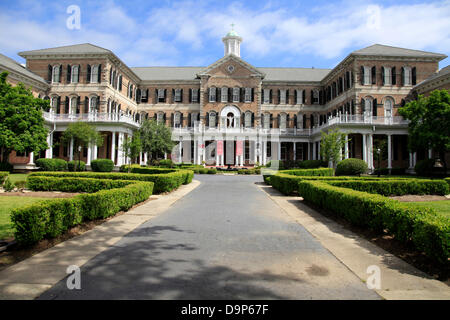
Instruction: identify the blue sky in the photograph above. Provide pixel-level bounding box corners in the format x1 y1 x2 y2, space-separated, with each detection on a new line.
0 0 449 69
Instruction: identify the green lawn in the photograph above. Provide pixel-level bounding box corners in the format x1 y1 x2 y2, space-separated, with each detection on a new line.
0 196 47 240
7 173 29 184
404 200 450 218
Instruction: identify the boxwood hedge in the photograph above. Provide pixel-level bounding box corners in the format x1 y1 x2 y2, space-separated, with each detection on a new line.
29 169 193 193
297 180 449 263
11 177 154 245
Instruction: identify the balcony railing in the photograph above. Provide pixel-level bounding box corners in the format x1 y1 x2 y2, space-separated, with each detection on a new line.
43 111 140 127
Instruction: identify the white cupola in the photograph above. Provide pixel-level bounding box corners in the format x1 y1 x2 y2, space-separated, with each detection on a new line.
222 24 242 57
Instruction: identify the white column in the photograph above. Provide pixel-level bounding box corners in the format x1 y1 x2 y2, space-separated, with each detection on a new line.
368 134 373 170
69 138 74 161
317 141 321 160
409 152 413 169
262 140 267 165
428 148 432 159
45 132 53 159
93 143 98 161
362 134 367 163
87 144 92 165
278 141 281 160
344 135 349 159
387 134 392 169
308 143 311 160
194 138 199 165
413 152 417 168
253 140 257 164
178 141 182 164
312 141 317 160
28 152 35 165
293 142 296 161
118 132 124 166
144 152 148 165
111 132 116 164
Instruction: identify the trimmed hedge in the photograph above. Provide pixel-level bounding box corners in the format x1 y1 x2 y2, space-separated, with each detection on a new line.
193 168 217 174
68 160 86 172
265 160 327 170
237 168 261 175
280 168 334 177
91 159 114 172
336 158 368 176
27 176 133 193
0 171 8 184
327 179 450 196
29 170 193 193
297 180 449 263
445 178 450 188
11 177 154 245
35 158 67 171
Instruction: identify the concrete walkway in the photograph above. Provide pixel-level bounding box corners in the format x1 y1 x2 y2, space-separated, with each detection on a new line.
0 180 201 299
37 175 379 300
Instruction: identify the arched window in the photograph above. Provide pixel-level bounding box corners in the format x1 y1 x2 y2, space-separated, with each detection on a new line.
225 112 233 128
384 97 394 118
364 98 373 118
70 96 78 114
90 96 98 112
51 96 59 114
52 65 60 83
210 111 217 127
71 65 79 83
244 111 252 128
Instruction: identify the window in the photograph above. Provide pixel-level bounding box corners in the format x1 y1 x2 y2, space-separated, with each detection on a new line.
91 65 99 83
263 113 270 129
297 113 303 129
364 98 372 117
263 89 270 104
70 97 78 114
403 67 412 86
174 89 182 102
90 96 98 112
51 96 58 113
158 89 165 102
157 112 164 124
384 98 393 117
221 87 228 103
279 89 286 104
245 112 252 128
209 112 216 127
383 67 392 85
279 113 287 129
312 89 319 104
174 112 181 127
191 89 199 103
52 65 60 83
209 87 216 102
364 66 371 85
141 89 148 103
244 88 252 103
296 89 303 105
71 65 79 83
232 87 240 102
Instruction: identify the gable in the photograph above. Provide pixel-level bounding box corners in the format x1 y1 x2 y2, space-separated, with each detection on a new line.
198 54 265 79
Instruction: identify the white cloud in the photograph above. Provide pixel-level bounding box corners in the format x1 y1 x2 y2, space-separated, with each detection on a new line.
0 1 449 66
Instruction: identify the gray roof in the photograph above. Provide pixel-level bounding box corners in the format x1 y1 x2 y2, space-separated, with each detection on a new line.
414 65 450 88
0 53 47 84
132 66 331 82
132 67 203 81
259 67 331 82
352 44 447 59
18 43 111 57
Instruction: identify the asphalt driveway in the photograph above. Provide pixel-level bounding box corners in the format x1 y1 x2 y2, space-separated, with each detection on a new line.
38 175 380 300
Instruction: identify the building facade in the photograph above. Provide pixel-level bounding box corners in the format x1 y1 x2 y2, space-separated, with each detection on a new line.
1 29 449 171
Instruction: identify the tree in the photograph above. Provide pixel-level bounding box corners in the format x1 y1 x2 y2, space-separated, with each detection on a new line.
0 71 49 163
61 122 103 171
399 89 450 172
121 131 142 173
139 119 175 162
320 128 348 168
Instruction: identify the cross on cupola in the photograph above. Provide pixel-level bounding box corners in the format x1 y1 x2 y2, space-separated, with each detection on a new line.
222 24 242 57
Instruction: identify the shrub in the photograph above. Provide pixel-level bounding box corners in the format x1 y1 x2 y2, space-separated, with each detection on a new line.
159 159 175 168
14 180 27 190
91 159 114 172
29 169 192 193
11 178 154 245
0 162 13 173
298 160 327 169
207 168 217 174
0 171 8 184
27 176 133 193
3 177 14 192
414 159 435 176
68 160 86 172
336 158 368 176
281 168 334 177
327 179 449 196
35 158 67 171
238 168 261 175
296 180 449 263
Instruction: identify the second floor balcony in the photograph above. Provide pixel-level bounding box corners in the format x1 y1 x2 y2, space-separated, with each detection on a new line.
43 111 141 128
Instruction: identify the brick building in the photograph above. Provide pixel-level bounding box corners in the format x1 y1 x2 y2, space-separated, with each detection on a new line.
1 28 449 170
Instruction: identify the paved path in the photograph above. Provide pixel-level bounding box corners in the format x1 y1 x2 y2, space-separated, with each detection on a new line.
39 175 380 300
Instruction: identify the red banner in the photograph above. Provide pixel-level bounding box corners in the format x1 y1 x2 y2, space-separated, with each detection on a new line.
217 140 223 156
236 140 243 156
